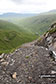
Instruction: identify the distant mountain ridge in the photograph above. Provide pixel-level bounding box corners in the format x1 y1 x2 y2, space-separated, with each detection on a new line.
0 13 37 18
49 9 56 12
0 9 56 18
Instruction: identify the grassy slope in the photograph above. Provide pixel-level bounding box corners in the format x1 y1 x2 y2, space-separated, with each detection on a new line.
0 20 37 53
10 12 56 35
0 12 56 53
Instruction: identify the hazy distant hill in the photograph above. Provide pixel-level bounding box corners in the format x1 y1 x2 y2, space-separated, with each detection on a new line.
49 9 56 12
0 13 37 18
11 11 56 35
1 11 56 35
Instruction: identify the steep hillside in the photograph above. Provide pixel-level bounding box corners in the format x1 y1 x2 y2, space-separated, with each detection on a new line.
0 20 37 53
35 24 56 56
1 12 56 36
1 12 56 53
11 12 56 35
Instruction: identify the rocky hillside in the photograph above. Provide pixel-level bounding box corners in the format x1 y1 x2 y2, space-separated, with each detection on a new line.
0 24 56 84
35 24 56 52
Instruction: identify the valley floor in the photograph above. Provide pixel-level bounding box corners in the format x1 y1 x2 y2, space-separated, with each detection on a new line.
0 40 56 84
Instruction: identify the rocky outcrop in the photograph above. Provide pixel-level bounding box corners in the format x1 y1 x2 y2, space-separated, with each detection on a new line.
51 22 56 28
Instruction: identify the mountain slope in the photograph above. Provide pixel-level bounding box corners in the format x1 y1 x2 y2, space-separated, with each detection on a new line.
35 24 56 53
1 12 56 36
0 20 37 53
11 12 56 35
0 25 56 84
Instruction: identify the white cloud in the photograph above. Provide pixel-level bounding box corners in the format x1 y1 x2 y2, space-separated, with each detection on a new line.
0 0 56 14
12 0 47 5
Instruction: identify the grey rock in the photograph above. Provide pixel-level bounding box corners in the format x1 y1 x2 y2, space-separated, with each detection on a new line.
0 53 4 59
47 36 53 44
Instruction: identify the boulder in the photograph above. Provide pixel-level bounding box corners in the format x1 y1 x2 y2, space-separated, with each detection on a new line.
12 72 17 79
47 36 53 44
51 70 56 74
0 53 4 59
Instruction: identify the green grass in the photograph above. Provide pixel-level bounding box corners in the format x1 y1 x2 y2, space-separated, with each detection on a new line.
25 56 30 58
1 12 56 36
0 12 56 53
48 27 56 34
0 20 37 53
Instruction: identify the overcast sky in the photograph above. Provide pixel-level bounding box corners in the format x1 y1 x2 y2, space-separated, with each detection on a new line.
0 0 56 14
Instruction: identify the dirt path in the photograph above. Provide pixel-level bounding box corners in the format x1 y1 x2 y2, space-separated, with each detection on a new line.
21 40 37 47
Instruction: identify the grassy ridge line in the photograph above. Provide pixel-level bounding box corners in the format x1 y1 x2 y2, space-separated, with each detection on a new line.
0 20 37 53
